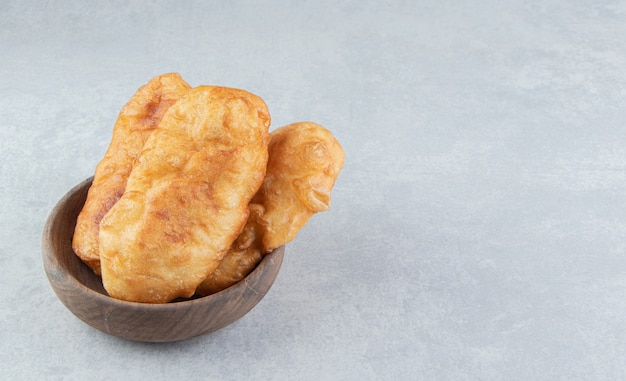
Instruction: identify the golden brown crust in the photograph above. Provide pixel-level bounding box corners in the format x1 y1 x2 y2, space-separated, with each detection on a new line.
196 122 344 296
195 204 265 295
256 122 345 249
72 73 191 274
99 86 270 303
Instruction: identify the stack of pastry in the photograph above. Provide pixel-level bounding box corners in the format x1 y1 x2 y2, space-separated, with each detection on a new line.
72 73 344 303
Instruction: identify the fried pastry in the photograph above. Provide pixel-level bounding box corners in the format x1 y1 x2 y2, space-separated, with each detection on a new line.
99 86 270 303
256 122 345 250
196 122 344 295
72 73 191 274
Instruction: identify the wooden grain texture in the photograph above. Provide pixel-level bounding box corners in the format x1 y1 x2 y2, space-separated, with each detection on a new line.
42 177 284 342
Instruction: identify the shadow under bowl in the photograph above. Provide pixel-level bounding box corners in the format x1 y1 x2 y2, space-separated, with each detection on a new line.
42 177 284 342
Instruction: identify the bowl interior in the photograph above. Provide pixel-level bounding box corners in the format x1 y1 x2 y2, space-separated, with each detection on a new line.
44 178 109 295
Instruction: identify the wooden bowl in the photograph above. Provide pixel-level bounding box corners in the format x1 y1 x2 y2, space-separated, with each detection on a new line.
42 177 284 342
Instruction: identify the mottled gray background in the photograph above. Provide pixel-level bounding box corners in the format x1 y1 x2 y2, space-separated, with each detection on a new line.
2 1 626 380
